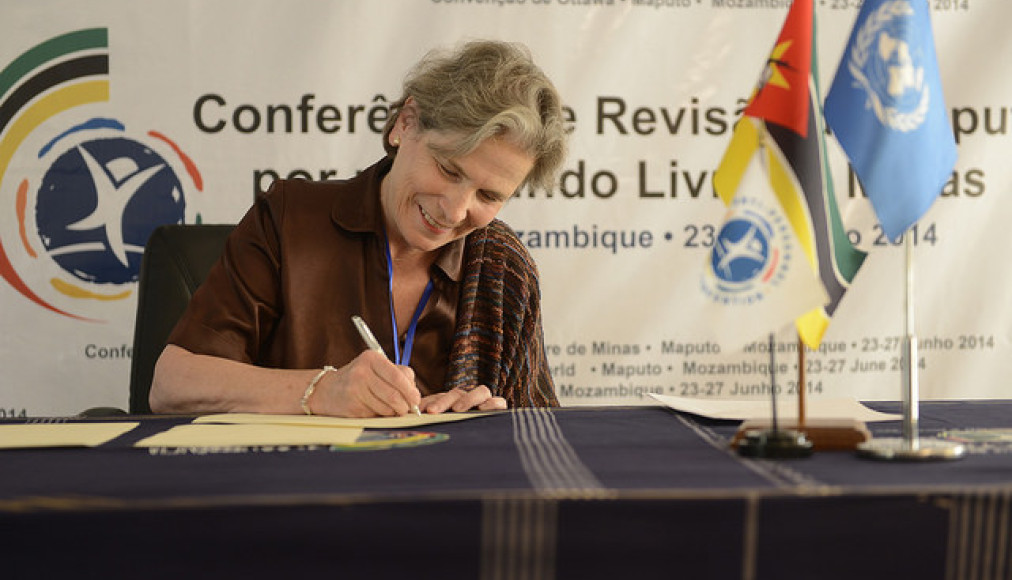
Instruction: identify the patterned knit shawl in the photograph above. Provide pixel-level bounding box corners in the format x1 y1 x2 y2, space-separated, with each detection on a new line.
444 219 559 407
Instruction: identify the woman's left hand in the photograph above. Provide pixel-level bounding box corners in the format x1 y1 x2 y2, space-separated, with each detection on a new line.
419 385 507 413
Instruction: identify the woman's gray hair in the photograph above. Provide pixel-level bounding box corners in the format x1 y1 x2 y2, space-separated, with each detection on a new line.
383 39 568 193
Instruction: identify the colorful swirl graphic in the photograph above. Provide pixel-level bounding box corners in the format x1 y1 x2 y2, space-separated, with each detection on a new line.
0 28 110 320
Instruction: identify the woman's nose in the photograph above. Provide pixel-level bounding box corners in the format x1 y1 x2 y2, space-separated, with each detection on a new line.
439 187 471 225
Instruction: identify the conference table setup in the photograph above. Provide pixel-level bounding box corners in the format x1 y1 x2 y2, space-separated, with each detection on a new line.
4 2 1012 580
2 398 1011 579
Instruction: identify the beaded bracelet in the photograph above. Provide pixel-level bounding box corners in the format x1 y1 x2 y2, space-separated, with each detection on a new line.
300 365 336 415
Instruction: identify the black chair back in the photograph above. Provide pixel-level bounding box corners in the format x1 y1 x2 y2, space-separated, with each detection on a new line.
129 224 234 413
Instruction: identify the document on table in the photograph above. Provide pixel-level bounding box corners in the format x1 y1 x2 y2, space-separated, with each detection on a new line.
192 411 497 429
0 412 495 449
648 393 900 422
133 423 363 448
132 411 497 448
0 422 139 449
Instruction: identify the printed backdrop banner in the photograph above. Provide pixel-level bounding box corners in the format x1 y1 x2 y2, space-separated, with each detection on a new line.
0 0 1006 416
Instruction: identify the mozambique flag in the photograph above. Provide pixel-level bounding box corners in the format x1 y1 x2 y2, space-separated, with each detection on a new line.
704 0 865 350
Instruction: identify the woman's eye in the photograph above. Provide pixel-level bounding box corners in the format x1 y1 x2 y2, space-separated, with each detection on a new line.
479 190 503 204
437 162 459 180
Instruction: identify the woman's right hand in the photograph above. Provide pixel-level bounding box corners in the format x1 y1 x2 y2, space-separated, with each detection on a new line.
309 350 422 418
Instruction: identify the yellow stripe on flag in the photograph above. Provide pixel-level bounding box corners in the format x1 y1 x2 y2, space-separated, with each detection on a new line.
796 307 830 351
713 117 760 206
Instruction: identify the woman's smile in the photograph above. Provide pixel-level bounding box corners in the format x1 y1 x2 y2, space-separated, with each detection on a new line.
419 203 453 233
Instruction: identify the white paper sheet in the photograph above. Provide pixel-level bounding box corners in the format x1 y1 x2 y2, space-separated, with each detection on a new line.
192 411 496 429
648 394 900 422
0 422 138 448
133 423 363 448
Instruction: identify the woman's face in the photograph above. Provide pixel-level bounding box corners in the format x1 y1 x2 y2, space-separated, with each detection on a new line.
381 101 534 256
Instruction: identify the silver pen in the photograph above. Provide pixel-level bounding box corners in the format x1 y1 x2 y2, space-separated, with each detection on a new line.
351 315 422 416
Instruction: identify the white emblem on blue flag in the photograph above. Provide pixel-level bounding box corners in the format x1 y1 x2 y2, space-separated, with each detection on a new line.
825 0 957 241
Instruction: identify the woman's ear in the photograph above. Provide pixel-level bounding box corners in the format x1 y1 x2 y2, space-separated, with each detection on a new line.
398 97 419 132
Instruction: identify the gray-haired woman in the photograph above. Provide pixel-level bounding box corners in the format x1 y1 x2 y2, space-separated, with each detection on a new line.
151 40 568 418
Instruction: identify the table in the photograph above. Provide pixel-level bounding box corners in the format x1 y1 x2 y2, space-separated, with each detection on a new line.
2 402 1010 579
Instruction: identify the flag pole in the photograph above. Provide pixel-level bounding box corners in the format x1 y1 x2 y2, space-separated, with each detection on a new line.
735 331 812 459
902 234 919 446
769 332 779 432
856 233 964 461
797 334 806 431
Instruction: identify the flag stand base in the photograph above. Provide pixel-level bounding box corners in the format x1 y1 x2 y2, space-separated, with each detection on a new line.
734 428 813 459
856 437 965 461
733 418 870 452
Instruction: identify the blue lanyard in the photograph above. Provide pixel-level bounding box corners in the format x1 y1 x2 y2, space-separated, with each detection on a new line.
384 235 434 366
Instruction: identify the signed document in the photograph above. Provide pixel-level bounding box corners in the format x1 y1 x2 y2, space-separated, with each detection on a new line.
135 411 498 448
192 411 498 429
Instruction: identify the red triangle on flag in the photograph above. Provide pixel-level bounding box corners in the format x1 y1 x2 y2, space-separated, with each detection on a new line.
743 0 812 137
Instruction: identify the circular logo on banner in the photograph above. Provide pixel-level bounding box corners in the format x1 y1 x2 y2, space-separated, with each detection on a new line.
703 195 793 307
0 28 203 322
846 0 930 132
37 135 187 285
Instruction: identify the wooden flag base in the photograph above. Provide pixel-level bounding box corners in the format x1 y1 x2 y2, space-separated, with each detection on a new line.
732 418 871 452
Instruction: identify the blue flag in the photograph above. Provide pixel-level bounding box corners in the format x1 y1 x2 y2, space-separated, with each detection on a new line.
825 0 957 241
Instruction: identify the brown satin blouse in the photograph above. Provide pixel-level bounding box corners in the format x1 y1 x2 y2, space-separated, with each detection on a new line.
167 157 464 395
